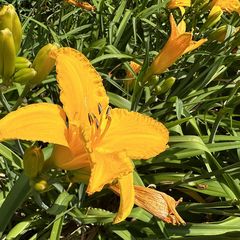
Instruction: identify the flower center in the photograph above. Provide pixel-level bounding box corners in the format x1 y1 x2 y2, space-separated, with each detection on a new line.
87 103 111 148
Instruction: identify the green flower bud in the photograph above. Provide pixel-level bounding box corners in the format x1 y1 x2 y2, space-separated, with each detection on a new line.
34 180 48 192
13 67 37 85
0 4 22 53
31 43 59 85
15 56 32 71
23 147 44 178
203 6 223 29
0 28 16 84
155 77 176 95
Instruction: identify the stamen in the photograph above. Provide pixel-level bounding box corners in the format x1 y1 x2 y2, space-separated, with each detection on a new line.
98 115 112 142
88 113 94 125
93 115 100 129
98 103 102 115
106 106 112 119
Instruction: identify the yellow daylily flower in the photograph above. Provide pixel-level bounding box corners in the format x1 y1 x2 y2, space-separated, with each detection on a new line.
144 14 207 81
167 0 191 14
210 0 240 14
111 184 185 225
0 47 169 224
167 0 191 9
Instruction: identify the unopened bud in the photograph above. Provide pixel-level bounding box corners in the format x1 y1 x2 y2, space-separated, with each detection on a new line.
0 4 22 53
31 43 59 85
13 67 37 85
0 28 16 84
155 77 176 95
15 56 32 71
34 180 48 192
23 147 44 178
203 6 223 29
209 25 239 43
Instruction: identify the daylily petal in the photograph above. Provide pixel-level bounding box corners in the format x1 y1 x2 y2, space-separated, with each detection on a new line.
169 13 181 39
167 0 191 9
100 108 169 159
87 150 133 195
0 103 68 146
177 19 187 35
184 38 208 54
53 47 109 127
50 144 90 170
112 173 135 224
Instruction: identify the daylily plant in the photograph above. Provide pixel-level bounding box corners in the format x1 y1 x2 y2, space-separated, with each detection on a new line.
0 48 169 223
143 14 207 82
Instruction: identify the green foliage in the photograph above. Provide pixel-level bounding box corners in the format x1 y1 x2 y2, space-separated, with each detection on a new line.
0 0 240 239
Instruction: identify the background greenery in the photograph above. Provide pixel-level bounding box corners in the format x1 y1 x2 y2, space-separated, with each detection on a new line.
0 0 240 239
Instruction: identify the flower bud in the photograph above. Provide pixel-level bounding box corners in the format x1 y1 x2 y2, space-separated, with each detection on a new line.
0 28 16 84
15 56 32 71
34 180 48 192
31 43 59 85
13 67 37 85
155 77 176 95
203 6 223 29
23 146 44 178
0 4 22 53
209 25 227 42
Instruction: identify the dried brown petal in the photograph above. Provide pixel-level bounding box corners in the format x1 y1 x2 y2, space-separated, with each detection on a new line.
111 184 185 225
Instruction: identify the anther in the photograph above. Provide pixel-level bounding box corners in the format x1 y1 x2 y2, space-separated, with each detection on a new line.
106 106 111 119
95 118 100 129
98 103 102 115
88 113 94 125
92 114 100 129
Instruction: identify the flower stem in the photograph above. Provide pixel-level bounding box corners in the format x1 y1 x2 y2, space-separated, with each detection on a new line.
12 84 30 111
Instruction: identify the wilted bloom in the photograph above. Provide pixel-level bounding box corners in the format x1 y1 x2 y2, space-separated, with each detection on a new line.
210 0 240 14
0 4 22 52
144 14 207 82
124 61 142 89
203 6 223 29
111 184 185 225
65 0 96 11
0 47 169 224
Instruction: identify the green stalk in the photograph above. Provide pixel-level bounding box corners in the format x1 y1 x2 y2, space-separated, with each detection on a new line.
0 173 31 237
